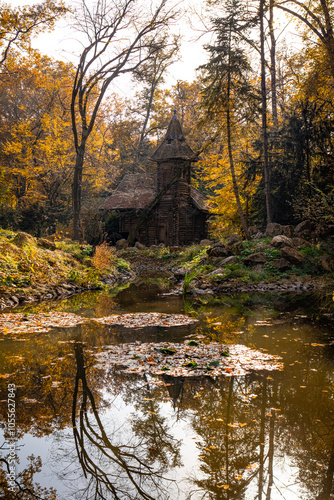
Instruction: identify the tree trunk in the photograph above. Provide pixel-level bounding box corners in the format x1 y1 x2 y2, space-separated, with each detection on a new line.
227 20 250 240
269 0 278 128
72 143 85 241
260 0 272 225
226 108 251 240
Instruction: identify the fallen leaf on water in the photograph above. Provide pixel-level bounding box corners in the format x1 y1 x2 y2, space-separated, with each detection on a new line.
95 312 198 329
0 312 88 335
94 341 283 379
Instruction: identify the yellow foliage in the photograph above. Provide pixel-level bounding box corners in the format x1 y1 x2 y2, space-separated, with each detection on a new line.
92 243 116 271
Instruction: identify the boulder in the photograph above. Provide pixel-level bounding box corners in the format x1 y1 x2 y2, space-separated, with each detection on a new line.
116 238 128 250
280 246 304 265
281 225 295 238
218 256 238 266
227 241 243 255
265 223 282 237
291 237 310 248
207 242 229 258
252 231 265 239
271 235 293 248
200 239 212 246
295 220 313 234
37 238 56 251
227 233 242 245
243 252 267 266
248 226 260 236
272 258 291 271
12 232 35 248
295 220 314 239
134 241 146 250
206 268 224 277
315 224 334 239
174 268 187 280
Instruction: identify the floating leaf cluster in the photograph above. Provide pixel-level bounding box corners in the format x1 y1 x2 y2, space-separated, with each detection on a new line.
94 312 198 328
0 312 88 335
95 341 283 378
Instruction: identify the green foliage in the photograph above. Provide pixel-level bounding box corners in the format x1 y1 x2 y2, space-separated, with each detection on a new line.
56 241 93 261
299 244 322 258
116 258 131 271
184 361 198 368
178 244 206 265
187 340 199 346
183 268 203 296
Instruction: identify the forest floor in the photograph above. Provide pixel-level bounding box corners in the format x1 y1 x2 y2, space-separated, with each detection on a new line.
0 228 333 310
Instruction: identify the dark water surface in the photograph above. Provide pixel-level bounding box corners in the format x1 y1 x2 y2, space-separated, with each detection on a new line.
0 285 333 499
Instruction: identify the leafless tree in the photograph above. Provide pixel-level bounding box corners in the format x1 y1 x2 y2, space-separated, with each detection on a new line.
71 0 178 240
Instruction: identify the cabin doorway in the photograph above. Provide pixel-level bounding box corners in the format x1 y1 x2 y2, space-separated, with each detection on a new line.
158 222 168 244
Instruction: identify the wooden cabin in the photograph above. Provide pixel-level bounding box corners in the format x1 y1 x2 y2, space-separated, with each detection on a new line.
101 111 210 246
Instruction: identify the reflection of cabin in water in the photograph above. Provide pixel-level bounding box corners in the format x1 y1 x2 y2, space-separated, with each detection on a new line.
101 111 210 246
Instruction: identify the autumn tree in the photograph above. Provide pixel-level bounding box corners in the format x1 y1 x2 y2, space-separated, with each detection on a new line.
276 0 334 80
200 0 259 239
0 52 76 231
0 0 68 67
70 0 177 240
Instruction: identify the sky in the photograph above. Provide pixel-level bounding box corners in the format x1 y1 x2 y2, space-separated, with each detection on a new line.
7 0 300 98
8 0 211 97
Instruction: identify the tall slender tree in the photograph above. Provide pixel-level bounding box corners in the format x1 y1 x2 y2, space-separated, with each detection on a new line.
201 0 258 239
71 0 176 240
259 0 272 225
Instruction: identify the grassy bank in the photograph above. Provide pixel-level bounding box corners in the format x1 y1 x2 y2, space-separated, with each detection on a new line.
0 230 132 307
120 237 334 291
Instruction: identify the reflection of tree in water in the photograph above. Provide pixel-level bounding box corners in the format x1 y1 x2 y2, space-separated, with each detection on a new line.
130 374 183 470
0 454 57 499
72 342 179 499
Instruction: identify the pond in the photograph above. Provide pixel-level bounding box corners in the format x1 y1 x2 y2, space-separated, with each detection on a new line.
0 283 333 499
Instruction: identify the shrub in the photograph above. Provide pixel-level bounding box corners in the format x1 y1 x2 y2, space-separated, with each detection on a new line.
92 243 116 271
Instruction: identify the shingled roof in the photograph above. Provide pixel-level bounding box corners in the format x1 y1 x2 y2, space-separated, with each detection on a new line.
150 110 195 162
100 173 157 210
101 173 211 213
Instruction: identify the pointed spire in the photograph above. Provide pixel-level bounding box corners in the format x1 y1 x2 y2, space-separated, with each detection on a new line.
150 110 195 162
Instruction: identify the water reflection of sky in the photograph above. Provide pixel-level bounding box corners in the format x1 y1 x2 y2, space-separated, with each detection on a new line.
0 289 333 499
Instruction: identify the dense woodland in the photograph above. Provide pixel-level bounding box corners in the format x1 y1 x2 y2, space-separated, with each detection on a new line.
0 0 333 242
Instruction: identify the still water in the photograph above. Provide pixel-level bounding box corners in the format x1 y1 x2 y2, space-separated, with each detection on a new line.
0 284 333 499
